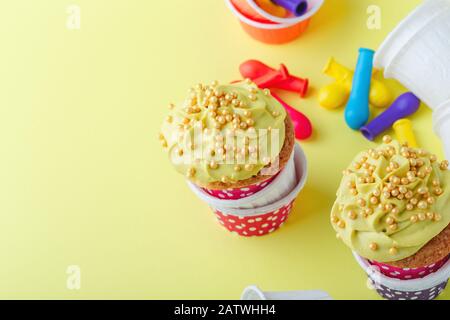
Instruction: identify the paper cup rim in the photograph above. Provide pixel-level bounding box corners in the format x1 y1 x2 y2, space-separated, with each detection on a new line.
225 0 297 29
353 252 450 291
241 286 267 300
243 0 324 25
188 143 308 216
187 144 298 208
375 0 450 75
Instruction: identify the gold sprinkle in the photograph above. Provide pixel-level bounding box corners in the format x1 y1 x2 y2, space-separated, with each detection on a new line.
337 220 346 229
248 94 256 101
187 167 196 178
166 115 173 123
370 196 379 204
221 176 228 183
369 243 378 251
434 187 443 196
168 103 175 110
434 214 442 221
244 164 254 171
384 203 394 212
382 135 392 144
417 201 428 210
410 215 418 223
234 165 241 172
389 247 398 255
401 178 410 185
331 215 339 223
389 224 398 231
209 161 218 170
440 160 449 170
386 217 395 225
417 187 428 194
399 186 408 194
348 210 357 220
418 213 426 221
357 199 366 207
426 212 435 220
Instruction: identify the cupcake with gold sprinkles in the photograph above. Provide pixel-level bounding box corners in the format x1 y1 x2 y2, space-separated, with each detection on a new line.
331 136 450 300
160 80 295 200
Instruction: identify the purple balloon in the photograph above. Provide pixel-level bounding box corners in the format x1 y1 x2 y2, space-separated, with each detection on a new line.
272 0 308 16
360 92 420 141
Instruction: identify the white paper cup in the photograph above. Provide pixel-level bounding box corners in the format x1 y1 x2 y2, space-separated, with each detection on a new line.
187 144 304 210
243 0 325 25
433 100 450 160
374 0 450 110
353 252 450 300
241 285 332 300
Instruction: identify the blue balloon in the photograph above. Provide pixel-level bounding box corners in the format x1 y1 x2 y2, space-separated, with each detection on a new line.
345 48 375 130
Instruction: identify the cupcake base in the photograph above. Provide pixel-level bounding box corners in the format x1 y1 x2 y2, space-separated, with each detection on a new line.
353 252 450 300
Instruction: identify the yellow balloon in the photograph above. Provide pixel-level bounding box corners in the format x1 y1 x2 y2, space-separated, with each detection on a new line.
370 81 392 108
318 83 349 109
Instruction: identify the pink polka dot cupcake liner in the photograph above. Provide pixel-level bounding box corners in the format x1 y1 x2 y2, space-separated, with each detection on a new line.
200 173 278 200
354 253 450 300
188 144 308 236
369 255 450 280
213 200 295 236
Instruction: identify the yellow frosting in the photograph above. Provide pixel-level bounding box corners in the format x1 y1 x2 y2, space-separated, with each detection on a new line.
331 139 450 262
159 81 286 185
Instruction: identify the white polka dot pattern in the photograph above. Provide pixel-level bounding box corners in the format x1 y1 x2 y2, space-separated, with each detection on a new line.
213 200 295 237
201 173 279 200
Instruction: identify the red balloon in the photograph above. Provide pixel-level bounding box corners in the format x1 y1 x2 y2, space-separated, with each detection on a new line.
271 92 313 140
240 59 309 97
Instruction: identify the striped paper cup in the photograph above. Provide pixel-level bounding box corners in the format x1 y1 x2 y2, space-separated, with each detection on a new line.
354 253 450 300
369 255 450 280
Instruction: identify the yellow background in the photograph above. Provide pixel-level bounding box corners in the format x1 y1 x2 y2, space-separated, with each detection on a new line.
0 0 448 300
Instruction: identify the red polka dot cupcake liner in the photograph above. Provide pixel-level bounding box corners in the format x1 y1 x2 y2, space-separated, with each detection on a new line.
354 253 450 300
369 255 450 280
213 200 295 237
188 144 308 236
201 173 278 200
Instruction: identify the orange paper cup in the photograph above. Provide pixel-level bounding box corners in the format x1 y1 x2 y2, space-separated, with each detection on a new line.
226 0 323 44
